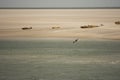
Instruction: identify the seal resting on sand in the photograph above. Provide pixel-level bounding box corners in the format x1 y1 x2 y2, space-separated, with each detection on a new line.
21 27 32 30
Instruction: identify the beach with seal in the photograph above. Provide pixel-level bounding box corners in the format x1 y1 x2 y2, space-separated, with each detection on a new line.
0 9 120 80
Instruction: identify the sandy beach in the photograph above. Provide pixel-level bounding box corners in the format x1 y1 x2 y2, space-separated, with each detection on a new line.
0 9 120 80
0 9 120 40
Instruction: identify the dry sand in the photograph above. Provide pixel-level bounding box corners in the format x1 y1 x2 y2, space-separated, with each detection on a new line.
0 9 120 40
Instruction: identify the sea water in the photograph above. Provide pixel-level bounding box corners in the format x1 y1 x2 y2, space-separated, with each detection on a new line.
0 38 120 80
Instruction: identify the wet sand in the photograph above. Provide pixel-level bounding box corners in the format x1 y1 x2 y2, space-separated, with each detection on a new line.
0 9 120 40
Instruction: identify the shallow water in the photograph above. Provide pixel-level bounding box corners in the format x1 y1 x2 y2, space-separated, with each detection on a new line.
0 38 120 80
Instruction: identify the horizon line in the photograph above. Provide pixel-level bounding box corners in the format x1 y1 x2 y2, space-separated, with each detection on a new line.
0 7 120 9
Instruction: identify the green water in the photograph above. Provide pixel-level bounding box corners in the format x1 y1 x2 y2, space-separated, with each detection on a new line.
0 38 120 80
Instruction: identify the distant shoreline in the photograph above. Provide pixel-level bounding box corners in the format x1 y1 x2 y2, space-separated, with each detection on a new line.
0 7 120 9
0 37 120 41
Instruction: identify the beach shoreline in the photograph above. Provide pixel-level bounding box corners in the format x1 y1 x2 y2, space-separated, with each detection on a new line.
0 9 120 40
